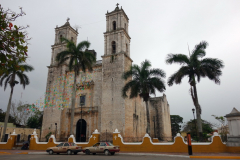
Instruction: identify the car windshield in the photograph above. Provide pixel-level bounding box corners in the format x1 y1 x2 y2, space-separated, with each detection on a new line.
107 142 113 146
56 143 64 147
70 143 77 146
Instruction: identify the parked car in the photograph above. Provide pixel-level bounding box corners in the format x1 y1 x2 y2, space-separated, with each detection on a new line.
46 142 82 155
83 142 120 155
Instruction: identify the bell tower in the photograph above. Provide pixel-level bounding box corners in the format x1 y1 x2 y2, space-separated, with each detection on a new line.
104 3 130 56
42 19 78 139
51 18 78 66
101 5 133 137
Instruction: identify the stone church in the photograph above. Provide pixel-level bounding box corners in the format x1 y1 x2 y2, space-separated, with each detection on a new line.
41 5 171 142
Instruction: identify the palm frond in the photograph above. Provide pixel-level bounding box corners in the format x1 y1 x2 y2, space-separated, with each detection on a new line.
0 74 8 86
166 54 190 65
122 80 138 98
20 64 34 72
77 41 91 51
167 66 189 86
191 41 208 60
149 68 166 78
4 74 12 90
141 60 151 72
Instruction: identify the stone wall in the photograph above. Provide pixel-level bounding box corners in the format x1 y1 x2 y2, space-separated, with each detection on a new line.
149 94 172 141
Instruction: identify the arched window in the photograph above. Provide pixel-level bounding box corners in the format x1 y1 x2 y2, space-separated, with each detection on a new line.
113 21 116 30
112 41 116 54
71 37 73 41
60 35 62 43
124 23 126 30
126 43 128 54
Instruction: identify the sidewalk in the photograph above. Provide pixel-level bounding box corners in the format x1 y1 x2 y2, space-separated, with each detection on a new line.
0 150 240 159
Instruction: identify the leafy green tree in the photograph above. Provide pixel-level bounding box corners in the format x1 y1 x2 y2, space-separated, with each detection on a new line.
27 107 43 128
212 115 228 142
182 119 214 141
0 108 17 125
0 5 30 76
166 41 224 141
0 59 34 140
122 60 166 134
56 38 96 135
170 115 183 137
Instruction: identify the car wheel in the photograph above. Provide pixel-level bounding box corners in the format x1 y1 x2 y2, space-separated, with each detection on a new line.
111 152 115 155
67 150 72 155
104 150 110 156
93 153 96 155
74 152 77 155
49 150 53 155
85 149 90 155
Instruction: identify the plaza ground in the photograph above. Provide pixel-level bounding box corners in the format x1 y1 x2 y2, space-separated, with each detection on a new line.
0 150 240 159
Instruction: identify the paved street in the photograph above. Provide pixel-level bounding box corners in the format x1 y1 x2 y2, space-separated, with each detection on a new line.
0 154 236 160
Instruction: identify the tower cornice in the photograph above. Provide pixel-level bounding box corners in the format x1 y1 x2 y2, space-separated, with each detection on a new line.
104 28 131 40
101 52 133 62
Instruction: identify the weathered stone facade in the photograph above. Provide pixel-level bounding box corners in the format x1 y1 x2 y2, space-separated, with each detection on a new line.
41 5 171 142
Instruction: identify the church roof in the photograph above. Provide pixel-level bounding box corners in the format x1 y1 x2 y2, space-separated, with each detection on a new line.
225 107 240 118
106 5 129 20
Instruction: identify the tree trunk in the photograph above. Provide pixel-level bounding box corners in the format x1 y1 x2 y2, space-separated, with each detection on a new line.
2 86 14 141
70 71 77 135
192 83 203 141
145 101 150 134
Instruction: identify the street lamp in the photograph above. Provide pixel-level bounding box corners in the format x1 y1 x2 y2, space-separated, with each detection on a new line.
0 126 3 142
192 108 198 141
80 96 85 142
55 123 57 138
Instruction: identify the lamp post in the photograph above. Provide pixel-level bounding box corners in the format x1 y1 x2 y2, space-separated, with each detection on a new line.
0 126 3 142
55 123 57 138
80 96 85 142
192 108 198 141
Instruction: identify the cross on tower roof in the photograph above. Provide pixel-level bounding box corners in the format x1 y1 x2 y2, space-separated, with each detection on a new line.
67 17 70 22
116 3 119 7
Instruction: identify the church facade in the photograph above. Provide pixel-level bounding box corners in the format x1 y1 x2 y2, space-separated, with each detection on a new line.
41 5 171 142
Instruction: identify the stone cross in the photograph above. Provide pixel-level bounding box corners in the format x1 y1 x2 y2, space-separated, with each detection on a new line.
114 135 117 140
67 17 70 22
93 136 96 140
116 3 119 7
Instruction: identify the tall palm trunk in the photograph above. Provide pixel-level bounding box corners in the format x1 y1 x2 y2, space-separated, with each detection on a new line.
2 86 14 141
145 101 150 134
192 83 203 141
70 71 77 135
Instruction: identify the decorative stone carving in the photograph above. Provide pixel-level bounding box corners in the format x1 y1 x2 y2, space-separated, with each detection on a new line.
93 129 100 134
11 129 17 135
32 129 37 135
113 129 120 133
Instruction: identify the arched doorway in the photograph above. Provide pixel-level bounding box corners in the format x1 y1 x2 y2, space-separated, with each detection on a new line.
76 119 87 142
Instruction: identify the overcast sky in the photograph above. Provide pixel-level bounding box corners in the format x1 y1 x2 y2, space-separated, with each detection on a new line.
1 0 240 127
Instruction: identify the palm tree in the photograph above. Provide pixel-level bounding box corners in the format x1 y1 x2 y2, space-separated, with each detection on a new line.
122 60 166 134
56 38 96 135
0 59 34 141
166 41 224 141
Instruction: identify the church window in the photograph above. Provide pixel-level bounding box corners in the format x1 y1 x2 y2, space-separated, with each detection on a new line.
60 35 62 43
126 43 128 54
124 23 126 30
80 95 86 106
71 37 73 41
113 21 116 30
112 41 116 54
